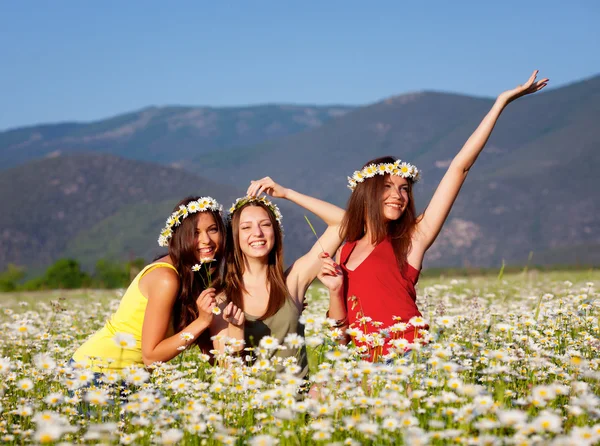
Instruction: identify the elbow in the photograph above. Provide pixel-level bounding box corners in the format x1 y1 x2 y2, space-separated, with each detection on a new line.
449 159 472 176
141 348 160 367
142 354 155 367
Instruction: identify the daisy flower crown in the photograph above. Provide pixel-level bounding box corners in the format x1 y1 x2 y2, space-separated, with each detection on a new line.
228 196 283 230
347 159 421 191
158 197 223 247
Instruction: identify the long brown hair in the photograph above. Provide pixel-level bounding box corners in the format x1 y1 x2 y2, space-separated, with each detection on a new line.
340 156 417 271
167 196 226 352
225 201 287 320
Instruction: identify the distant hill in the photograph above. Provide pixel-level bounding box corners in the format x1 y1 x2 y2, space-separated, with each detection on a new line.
0 153 323 272
192 75 600 267
1 75 599 270
0 105 354 170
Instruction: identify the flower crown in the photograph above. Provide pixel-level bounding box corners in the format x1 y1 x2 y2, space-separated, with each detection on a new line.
158 197 223 247
347 159 420 191
228 196 283 229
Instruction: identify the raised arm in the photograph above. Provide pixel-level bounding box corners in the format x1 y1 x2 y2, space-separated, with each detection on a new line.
247 177 346 300
141 269 216 365
411 71 548 262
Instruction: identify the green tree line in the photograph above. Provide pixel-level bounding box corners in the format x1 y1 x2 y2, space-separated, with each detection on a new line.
0 258 145 291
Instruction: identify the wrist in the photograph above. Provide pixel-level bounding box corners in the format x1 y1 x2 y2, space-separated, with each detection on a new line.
192 317 211 332
228 322 244 331
494 96 509 109
328 284 344 295
326 310 348 328
281 187 292 199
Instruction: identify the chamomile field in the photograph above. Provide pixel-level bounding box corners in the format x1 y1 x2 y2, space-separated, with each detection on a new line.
1 270 599 445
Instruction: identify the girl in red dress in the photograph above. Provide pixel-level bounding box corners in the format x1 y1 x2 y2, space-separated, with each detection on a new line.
318 71 548 362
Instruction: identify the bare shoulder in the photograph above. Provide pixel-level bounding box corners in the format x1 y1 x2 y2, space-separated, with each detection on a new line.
139 265 179 298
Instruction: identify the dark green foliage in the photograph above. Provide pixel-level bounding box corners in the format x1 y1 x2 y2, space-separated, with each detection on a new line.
94 257 146 289
21 259 91 290
0 264 25 291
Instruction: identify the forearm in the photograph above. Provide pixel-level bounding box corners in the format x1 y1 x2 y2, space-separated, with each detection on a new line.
451 99 507 172
142 318 209 365
327 287 347 322
284 188 344 227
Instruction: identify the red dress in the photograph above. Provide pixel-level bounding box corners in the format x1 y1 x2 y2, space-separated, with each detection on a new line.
340 237 424 360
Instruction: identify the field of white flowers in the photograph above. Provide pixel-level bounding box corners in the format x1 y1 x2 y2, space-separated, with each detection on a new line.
1 270 599 445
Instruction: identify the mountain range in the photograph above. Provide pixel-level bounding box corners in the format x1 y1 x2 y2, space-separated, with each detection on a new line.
1 75 599 272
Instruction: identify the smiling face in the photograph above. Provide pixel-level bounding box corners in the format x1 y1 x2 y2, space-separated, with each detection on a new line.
381 175 410 222
194 212 222 262
237 205 275 261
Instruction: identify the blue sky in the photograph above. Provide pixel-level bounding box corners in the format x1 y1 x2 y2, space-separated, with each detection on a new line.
0 1 598 130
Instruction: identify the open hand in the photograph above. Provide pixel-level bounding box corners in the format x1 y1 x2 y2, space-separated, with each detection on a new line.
222 302 245 327
247 177 288 199
317 252 344 292
497 70 548 106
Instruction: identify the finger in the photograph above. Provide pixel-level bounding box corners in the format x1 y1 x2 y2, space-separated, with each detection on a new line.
236 309 245 324
224 302 233 318
234 308 243 322
247 183 258 197
202 291 216 301
319 252 329 259
322 263 336 274
322 265 337 276
323 257 336 268
256 185 265 197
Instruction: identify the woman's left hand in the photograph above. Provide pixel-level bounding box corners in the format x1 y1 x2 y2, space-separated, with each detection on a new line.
497 70 549 106
247 177 288 199
223 302 245 327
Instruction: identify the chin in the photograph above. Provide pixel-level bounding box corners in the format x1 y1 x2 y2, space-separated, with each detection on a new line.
384 211 403 221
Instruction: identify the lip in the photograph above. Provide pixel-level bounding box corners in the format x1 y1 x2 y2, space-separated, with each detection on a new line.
198 247 215 254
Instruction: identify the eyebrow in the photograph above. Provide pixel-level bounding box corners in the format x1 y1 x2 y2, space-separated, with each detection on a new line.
240 219 271 225
197 224 217 230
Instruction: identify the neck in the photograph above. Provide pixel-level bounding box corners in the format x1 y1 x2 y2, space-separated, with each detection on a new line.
243 255 269 283
363 223 377 246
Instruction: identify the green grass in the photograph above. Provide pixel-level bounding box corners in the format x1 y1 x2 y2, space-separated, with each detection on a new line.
0 270 599 445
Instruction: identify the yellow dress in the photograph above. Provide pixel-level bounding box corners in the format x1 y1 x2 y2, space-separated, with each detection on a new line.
72 262 178 372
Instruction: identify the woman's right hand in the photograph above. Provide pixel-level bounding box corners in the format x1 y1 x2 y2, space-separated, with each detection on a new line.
196 287 217 325
317 252 344 292
247 177 288 199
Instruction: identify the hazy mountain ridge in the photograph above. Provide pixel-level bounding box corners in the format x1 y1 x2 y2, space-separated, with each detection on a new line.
0 104 355 169
1 75 599 270
0 153 323 271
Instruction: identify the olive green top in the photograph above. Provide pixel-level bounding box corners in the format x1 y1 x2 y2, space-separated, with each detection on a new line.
244 297 309 380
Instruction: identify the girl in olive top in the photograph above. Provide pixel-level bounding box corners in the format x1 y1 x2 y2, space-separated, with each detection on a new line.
72 196 244 372
221 179 345 379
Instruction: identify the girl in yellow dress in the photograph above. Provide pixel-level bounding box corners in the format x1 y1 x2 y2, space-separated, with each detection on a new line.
72 196 245 373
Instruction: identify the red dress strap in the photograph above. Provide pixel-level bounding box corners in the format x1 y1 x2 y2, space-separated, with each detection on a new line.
339 241 356 266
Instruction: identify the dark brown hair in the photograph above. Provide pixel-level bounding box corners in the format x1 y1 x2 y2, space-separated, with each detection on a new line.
224 201 287 320
340 156 417 271
167 196 226 353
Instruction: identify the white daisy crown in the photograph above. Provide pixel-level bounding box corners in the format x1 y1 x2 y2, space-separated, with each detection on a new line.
228 196 283 229
347 159 421 191
158 197 223 247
